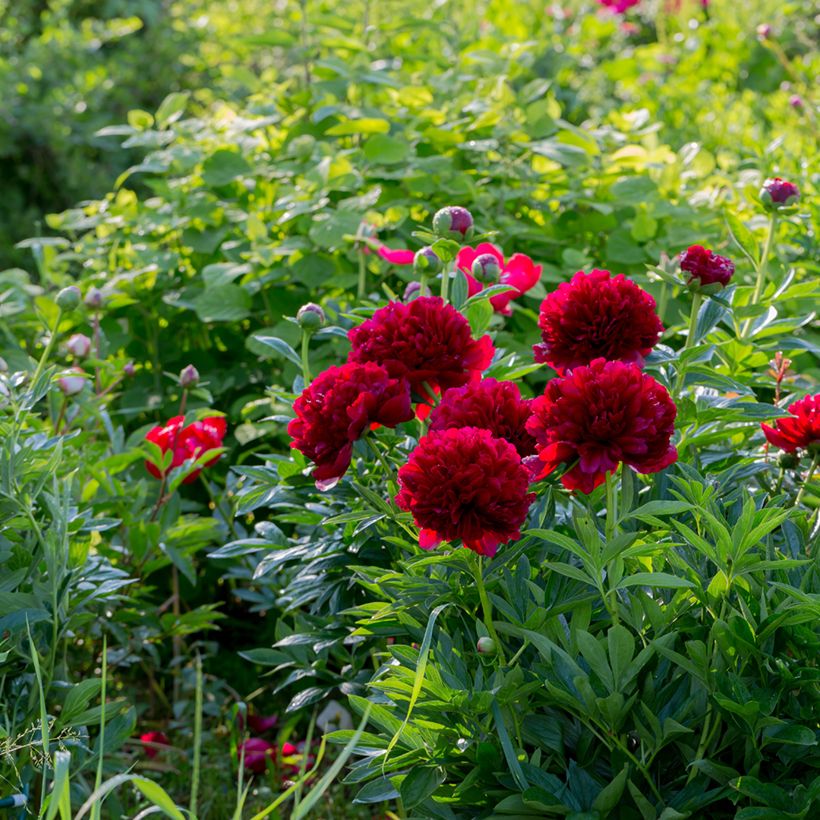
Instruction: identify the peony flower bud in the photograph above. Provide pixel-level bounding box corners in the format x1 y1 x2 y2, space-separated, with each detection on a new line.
477 636 497 655
124 361 136 377
84 287 104 309
66 333 92 359
789 94 803 109
296 303 326 330
413 246 443 274
471 253 502 284
756 23 771 39
58 368 86 396
760 177 800 210
179 364 200 388
432 206 474 240
679 245 734 290
403 281 422 301
56 286 81 311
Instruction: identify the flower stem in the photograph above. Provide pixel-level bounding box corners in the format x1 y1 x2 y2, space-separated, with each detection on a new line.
30 307 63 392
674 291 701 395
301 332 312 384
794 454 819 509
440 263 451 304
742 213 777 340
473 555 506 664
357 249 367 301
604 470 620 626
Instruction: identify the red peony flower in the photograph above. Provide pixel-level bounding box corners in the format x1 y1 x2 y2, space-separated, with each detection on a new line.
288 363 413 490
679 245 735 289
347 297 494 399
145 416 226 484
248 712 279 734
761 395 820 455
533 270 663 373
597 0 641 12
395 427 535 556
377 244 415 265
526 358 678 493
760 177 800 208
238 738 275 774
456 243 542 315
140 731 170 759
428 378 537 458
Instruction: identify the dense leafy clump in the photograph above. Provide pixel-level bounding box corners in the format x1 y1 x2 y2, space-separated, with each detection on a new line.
0 0 817 817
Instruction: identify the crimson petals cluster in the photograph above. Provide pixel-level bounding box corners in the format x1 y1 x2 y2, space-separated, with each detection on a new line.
526 358 678 493
395 426 535 557
534 269 663 373
679 245 735 288
145 416 227 484
428 378 537 458
348 296 494 398
761 395 820 455
288 362 413 489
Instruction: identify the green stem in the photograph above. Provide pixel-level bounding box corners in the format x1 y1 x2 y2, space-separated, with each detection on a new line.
357 250 367 300
473 555 507 664
742 213 777 340
300 332 312 384
366 436 396 486
794 454 819 510
190 653 203 816
440 263 451 304
30 307 63 392
604 470 620 626
675 291 702 395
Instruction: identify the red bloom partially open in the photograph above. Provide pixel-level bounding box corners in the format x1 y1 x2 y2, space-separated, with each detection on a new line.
534 270 663 373
288 363 413 490
526 358 678 493
428 378 537 458
761 395 820 455
145 416 226 484
140 731 170 759
238 738 275 774
456 243 542 315
396 427 535 557
348 297 494 399
679 245 735 288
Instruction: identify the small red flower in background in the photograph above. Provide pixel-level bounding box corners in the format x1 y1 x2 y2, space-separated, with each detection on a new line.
597 0 641 12
140 731 170 759
526 358 678 493
428 378 537 458
377 244 415 265
238 738 275 774
348 297 494 400
760 177 800 208
679 245 735 289
145 416 226 484
395 427 535 557
288 362 413 490
248 712 278 734
456 243 542 315
761 395 820 455
534 270 663 373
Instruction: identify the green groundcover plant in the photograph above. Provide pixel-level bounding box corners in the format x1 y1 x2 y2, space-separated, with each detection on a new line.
0 0 818 817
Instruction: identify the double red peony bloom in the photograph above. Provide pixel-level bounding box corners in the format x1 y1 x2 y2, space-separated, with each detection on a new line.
428 378 536 459
456 243 542 315
679 245 735 289
534 270 663 373
145 416 227 484
526 358 678 493
348 297 494 399
395 427 535 557
288 362 413 490
761 395 820 455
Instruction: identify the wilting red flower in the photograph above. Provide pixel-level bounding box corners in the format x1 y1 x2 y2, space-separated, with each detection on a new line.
526 358 678 493
140 731 170 759
679 245 735 289
145 416 226 484
288 363 413 490
456 243 542 315
760 177 800 209
761 395 820 455
428 378 537 458
597 0 640 12
395 427 535 557
348 297 494 399
238 738 275 774
377 244 415 265
534 270 663 373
